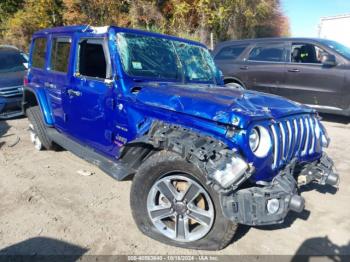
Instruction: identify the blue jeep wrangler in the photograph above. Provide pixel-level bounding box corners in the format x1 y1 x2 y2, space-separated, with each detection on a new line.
23 26 339 250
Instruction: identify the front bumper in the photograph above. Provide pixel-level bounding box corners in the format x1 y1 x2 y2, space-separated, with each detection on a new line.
220 153 339 226
0 95 23 119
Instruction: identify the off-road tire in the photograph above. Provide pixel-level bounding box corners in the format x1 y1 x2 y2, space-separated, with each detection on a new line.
130 150 238 250
26 106 55 150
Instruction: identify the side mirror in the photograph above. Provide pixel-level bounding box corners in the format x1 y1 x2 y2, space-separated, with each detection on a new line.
322 54 336 67
218 69 224 77
217 69 225 83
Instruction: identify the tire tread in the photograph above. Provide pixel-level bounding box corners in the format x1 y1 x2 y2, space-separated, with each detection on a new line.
27 106 54 150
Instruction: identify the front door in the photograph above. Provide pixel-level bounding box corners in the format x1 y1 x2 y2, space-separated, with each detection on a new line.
277 42 345 109
64 37 119 157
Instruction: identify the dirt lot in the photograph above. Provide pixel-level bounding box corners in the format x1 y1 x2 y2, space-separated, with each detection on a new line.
0 115 349 256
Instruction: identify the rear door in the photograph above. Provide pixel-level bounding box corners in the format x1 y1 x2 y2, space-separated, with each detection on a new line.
45 35 72 131
29 36 69 127
242 42 286 93
213 43 249 84
278 41 345 109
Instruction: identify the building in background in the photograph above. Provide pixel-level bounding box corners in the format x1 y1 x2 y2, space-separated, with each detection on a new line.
319 14 350 47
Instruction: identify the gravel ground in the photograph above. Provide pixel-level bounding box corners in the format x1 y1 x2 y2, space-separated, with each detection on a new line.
0 115 349 257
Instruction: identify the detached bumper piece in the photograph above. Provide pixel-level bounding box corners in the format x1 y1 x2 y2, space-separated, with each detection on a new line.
221 161 302 226
221 154 338 226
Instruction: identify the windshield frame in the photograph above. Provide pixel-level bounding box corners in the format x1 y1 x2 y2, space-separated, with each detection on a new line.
115 32 221 85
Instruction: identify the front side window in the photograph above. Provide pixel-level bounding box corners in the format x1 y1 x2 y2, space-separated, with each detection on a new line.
77 39 110 79
32 37 47 69
248 44 285 62
291 43 327 64
117 33 219 84
215 45 247 60
50 37 71 73
319 39 350 60
0 49 27 73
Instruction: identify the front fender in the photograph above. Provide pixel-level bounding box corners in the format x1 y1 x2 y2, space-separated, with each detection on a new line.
23 87 54 126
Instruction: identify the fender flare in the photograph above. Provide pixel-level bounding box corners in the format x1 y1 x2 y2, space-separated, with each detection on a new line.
23 87 54 126
120 121 252 190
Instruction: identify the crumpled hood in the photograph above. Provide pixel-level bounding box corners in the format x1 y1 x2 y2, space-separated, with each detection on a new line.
134 83 315 128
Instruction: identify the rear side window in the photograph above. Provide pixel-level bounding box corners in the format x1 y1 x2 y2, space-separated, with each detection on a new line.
215 45 247 60
248 44 285 62
77 39 110 79
50 37 71 73
32 37 47 69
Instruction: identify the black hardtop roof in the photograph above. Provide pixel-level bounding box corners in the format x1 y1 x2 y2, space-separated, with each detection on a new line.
33 25 205 48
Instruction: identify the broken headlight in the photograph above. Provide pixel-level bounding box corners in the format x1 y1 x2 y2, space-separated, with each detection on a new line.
212 156 249 188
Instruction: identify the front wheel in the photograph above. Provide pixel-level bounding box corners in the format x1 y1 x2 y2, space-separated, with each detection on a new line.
225 82 245 90
130 151 238 250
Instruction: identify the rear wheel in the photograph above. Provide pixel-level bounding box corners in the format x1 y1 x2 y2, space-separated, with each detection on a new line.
26 106 54 150
130 150 238 250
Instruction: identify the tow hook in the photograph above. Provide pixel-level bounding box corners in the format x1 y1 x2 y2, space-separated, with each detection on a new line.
289 194 305 213
324 172 339 186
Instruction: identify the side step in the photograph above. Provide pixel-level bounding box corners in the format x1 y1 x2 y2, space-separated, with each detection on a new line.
47 128 134 181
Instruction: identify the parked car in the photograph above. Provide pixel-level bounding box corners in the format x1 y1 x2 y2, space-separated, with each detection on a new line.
0 45 28 119
213 37 350 116
23 26 339 250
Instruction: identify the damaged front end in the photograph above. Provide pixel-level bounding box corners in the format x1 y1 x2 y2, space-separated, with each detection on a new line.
220 154 339 226
130 120 339 227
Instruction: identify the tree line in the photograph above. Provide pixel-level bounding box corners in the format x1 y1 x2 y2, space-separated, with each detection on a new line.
0 0 290 50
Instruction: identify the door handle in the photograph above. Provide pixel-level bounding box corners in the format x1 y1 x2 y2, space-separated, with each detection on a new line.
240 66 249 70
131 86 142 95
67 89 82 97
288 68 300 73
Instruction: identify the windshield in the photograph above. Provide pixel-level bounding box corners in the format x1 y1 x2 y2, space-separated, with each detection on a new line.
319 39 350 60
0 50 28 73
116 33 220 84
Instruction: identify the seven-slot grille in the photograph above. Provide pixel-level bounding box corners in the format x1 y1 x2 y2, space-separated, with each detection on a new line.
269 115 321 170
0 85 23 97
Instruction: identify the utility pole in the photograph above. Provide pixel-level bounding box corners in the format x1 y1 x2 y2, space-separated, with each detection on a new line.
210 32 214 50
